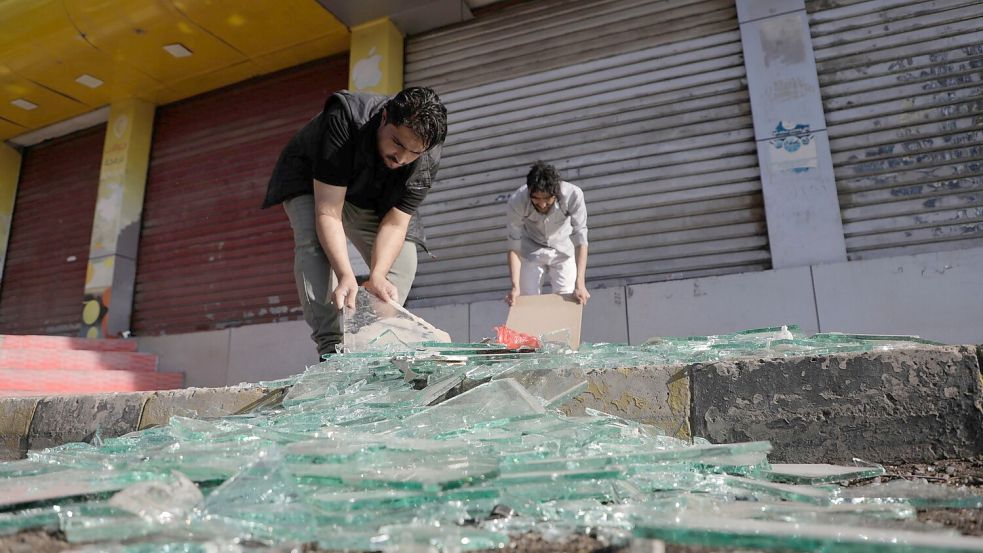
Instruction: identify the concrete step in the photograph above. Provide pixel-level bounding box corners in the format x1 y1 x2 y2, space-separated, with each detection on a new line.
0 349 157 372
0 368 184 395
0 335 138 352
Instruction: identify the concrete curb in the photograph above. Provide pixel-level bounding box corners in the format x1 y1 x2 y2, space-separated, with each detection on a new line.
3 346 981 464
512 345 983 464
0 385 272 460
0 397 38 460
508 365 691 439
688 345 983 464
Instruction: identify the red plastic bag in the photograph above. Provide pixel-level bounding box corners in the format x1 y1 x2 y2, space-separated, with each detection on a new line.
494 325 541 349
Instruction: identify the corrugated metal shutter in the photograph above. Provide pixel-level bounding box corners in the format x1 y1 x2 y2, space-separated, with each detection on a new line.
0 126 105 335
405 0 770 305
133 56 348 335
808 0 983 260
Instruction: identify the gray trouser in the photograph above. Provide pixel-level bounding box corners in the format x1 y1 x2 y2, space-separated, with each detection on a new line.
283 195 418 356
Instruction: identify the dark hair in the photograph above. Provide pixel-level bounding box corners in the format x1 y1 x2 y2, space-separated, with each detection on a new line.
384 87 448 150
526 161 561 196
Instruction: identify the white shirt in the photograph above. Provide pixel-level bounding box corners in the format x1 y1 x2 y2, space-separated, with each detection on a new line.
506 180 588 258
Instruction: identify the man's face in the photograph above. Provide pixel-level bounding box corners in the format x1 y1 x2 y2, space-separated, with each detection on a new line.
529 190 556 214
377 109 426 170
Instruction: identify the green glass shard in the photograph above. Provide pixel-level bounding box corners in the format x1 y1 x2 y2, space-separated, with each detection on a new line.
544 380 588 410
374 523 510 551
0 506 60 536
634 515 983 552
837 478 983 509
0 325 970 551
761 463 886 484
0 469 166 509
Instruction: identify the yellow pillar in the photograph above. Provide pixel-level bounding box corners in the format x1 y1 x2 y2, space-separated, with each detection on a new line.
82 99 155 338
0 143 22 284
349 18 404 95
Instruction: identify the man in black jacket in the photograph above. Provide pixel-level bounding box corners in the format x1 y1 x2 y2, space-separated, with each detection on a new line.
263 87 447 356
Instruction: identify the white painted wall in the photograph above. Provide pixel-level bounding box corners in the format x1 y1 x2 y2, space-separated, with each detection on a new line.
625 265 820 343
138 247 983 387
812 248 983 344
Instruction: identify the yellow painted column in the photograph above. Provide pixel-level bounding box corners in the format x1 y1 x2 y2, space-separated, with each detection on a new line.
82 99 155 338
349 18 404 95
0 143 22 284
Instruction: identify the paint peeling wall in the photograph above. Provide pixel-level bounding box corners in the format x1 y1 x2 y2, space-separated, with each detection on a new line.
131 56 348 335
0 126 106 335
807 0 983 259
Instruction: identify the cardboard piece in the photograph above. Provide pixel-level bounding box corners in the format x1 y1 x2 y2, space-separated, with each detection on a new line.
505 294 583 349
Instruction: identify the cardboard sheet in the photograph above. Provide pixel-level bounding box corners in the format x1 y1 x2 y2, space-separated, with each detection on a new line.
505 293 583 349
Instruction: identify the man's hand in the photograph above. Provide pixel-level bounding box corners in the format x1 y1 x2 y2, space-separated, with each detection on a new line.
364 275 399 303
505 286 520 306
573 284 591 305
332 275 359 310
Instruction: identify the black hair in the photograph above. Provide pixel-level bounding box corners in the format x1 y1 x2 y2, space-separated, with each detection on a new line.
526 161 561 197
384 87 448 150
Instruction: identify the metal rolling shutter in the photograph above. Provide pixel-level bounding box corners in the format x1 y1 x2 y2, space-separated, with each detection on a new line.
405 0 769 305
133 56 348 335
808 0 983 260
0 126 105 335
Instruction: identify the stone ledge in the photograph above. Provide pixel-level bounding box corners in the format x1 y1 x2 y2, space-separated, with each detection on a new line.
0 385 273 460
4 346 981 464
688 346 983 463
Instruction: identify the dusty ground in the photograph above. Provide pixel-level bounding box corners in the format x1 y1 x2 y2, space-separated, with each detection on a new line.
2 458 980 553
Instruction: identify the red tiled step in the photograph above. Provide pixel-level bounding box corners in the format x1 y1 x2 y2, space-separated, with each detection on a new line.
0 349 157 372
0 335 138 352
0 369 183 394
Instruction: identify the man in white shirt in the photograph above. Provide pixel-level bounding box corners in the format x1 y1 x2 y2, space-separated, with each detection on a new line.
505 161 590 306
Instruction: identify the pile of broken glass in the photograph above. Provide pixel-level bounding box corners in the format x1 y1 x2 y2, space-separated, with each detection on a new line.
1 296 980 552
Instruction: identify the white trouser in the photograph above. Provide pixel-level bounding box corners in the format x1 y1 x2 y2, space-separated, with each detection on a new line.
519 247 576 295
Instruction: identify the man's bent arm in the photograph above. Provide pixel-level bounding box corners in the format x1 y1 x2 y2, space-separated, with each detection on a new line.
575 244 588 287
366 207 412 302
573 244 590 304
313 179 358 308
506 249 522 305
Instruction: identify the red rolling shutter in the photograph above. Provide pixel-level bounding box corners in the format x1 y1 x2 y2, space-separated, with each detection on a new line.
133 55 348 335
0 126 106 335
